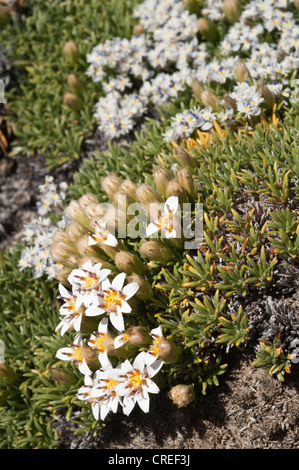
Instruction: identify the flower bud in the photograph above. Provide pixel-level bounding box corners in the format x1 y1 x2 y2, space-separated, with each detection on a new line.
0 363 17 385
135 184 162 207
200 90 219 111
127 273 153 301
197 18 219 42
133 23 145 36
101 174 123 199
223 0 241 23
125 326 152 347
166 179 188 204
149 331 182 363
114 250 145 275
84 201 101 220
223 94 237 111
234 62 251 82
176 168 197 200
63 40 79 64
65 220 87 240
175 146 197 169
78 193 99 210
55 267 72 284
67 73 84 96
65 200 90 227
48 367 77 386
257 81 275 111
168 384 196 408
50 241 76 264
295 0 299 9
52 229 74 245
153 168 172 197
191 78 205 102
139 240 173 263
120 179 137 200
63 92 84 111
76 234 102 258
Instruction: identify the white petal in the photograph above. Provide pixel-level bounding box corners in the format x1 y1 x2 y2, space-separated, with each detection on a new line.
151 326 163 337
122 281 139 300
92 402 100 420
137 393 150 413
114 334 127 349
100 403 110 421
112 272 126 291
88 235 97 246
145 378 160 394
58 283 71 299
164 196 179 215
165 228 177 239
147 359 164 378
133 351 147 370
56 347 73 360
103 233 118 247
79 359 92 376
122 397 135 416
110 311 125 332
146 222 159 237
119 300 132 314
85 304 106 317
73 314 82 332
97 317 109 333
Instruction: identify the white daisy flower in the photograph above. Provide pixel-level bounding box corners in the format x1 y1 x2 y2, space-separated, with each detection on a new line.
85 272 139 332
146 195 179 239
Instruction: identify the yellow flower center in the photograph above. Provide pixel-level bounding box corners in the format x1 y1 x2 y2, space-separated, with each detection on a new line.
128 369 146 390
88 334 105 353
72 348 83 363
104 289 125 311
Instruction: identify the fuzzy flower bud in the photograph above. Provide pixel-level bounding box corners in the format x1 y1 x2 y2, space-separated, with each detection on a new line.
153 168 172 197
120 179 137 200
223 0 241 23
139 240 173 263
200 90 219 111
168 384 196 408
135 184 162 205
65 220 87 240
63 92 84 111
55 267 72 284
257 81 275 111
78 193 99 210
223 94 237 111
65 200 90 227
127 273 153 301
125 326 152 347
234 62 251 83
76 234 102 258
48 367 77 386
166 179 187 204
191 78 205 102
133 23 145 35
67 73 84 96
101 174 123 199
0 363 18 385
63 40 79 64
175 146 197 169
50 241 76 264
114 250 145 275
176 168 197 200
